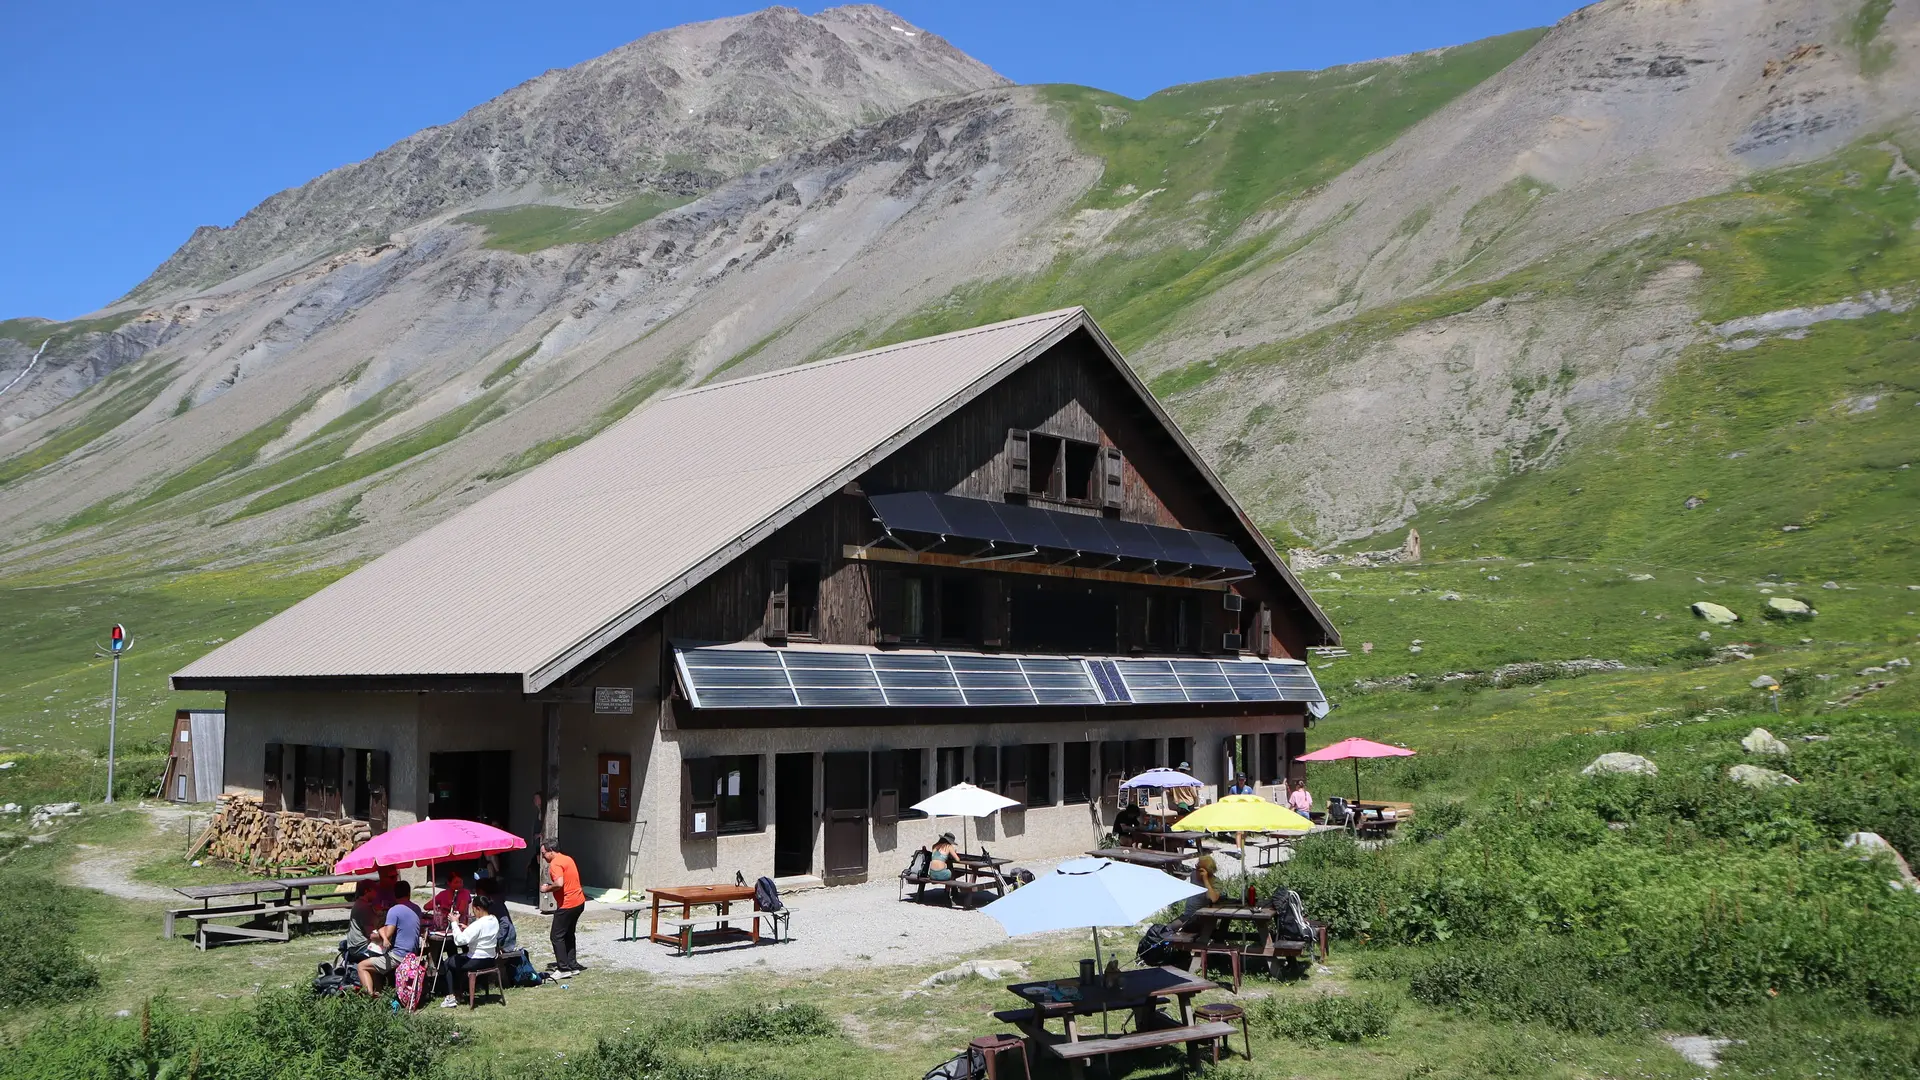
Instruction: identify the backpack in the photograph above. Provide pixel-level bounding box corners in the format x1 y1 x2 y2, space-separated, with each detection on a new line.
1007 867 1036 889
508 950 540 987
905 849 932 878
922 1047 986 1080
1268 887 1313 944
311 958 354 997
394 953 428 1010
754 875 784 912
1137 922 1182 966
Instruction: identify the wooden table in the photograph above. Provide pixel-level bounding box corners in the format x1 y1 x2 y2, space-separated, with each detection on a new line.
950 853 1013 904
1087 847 1193 873
1180 905 1326 990
645 884 759 953
1134 831 1208 854
1000 965 1229 1077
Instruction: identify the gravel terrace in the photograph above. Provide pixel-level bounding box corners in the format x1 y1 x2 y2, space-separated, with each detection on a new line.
555 857 1079 978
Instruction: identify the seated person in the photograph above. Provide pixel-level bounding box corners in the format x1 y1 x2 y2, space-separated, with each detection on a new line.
1170 786 1199 813
340 880 380 962
1111 802 1144 842
476 880 519 955
356 880 422 994
372 864 402 918
927 833 959 881
1227 774 1255 796
1183 853 1222 916
437 895 504 1007
430 871 473 926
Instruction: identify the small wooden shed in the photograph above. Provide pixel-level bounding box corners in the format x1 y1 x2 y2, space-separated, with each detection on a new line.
161 709 226 803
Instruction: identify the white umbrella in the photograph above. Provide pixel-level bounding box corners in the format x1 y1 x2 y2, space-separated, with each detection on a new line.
912 781 1019 853
983 857 1205 1039
1119 767 1203 790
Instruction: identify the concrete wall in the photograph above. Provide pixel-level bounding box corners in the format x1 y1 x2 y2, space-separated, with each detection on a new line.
626 712 1306 891
224 691 425 829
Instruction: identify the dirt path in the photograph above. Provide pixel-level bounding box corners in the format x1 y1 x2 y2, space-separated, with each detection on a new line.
64 802 198 902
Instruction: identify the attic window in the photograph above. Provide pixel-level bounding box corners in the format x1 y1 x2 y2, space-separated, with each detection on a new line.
787 562 821 638
1023 433 1104 505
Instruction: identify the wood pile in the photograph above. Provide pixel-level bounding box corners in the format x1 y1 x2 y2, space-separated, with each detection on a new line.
204 794 370 874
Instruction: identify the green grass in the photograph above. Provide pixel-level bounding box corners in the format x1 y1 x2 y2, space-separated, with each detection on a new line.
480 344 539 389
476 434 587 481
1852 0 1896 75
0 310 138 349
0 561 348 751
132 389 327 509
597 354 690 427
0 360 181 489
457 191 695 254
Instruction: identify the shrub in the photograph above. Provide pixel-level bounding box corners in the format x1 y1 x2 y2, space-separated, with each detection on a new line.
0 874 99 1010
1405 938 1640 1035
701 1002 838 1043
1250 993 1395 1042
1403 799 1466 841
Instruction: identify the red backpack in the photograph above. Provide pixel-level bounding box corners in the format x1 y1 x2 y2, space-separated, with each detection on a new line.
394 953 427 1010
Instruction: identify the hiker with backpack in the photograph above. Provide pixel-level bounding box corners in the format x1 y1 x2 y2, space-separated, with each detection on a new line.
355 879 424 995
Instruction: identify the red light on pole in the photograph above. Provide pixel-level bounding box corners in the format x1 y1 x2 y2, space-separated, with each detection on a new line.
111 624 125 651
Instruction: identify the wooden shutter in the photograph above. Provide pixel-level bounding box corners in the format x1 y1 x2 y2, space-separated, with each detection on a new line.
1284 731 1307 782
263 743 283 809
1100 740 1125 803
1124 593 1150 651
1101 447 1125 510
367 750 390 834
764 559 790 643
872 749 900 826
1222 737 1238 788
683 758 719 840
1006 429 1030 496
973 745 998 792
1256 604 1273 658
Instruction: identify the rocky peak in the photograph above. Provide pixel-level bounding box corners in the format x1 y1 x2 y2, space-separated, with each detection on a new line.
128 5 1006 303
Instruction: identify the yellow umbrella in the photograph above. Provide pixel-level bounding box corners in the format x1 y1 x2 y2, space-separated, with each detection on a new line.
1172 794 1313 872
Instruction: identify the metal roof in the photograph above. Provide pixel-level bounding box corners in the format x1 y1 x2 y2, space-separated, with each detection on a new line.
174 306 1334 694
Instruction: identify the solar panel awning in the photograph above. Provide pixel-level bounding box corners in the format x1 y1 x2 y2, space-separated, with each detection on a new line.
676 644 1324 710
868 492 1253 573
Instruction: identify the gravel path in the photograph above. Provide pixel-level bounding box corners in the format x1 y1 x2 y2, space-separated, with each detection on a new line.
550 857 1077 978
64 802 198 902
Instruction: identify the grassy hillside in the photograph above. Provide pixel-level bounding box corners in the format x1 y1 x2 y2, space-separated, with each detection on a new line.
855 29 1547 354
456 191 695 253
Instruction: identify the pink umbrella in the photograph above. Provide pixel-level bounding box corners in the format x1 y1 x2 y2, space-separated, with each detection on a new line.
334 818 525 874
1297 737 1416 801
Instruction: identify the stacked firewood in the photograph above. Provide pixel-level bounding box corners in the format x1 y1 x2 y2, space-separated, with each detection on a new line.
201 794 371 873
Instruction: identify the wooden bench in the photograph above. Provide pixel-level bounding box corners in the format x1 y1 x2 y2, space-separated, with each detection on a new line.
608 902 648 941
667 914 761 956
1045 1021 1237 1061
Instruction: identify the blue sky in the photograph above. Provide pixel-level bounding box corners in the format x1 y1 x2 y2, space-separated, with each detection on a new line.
0 1 1578 321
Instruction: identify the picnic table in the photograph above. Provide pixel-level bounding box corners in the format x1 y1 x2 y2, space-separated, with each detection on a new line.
1087 846 1193 874
1175 905 1327 991
1349 800 1412 839
901 852 1014 907
1244 823 1345 866
643 884 761 955
165 873 366 949
996 964 1232 1077
1131 831 1208 854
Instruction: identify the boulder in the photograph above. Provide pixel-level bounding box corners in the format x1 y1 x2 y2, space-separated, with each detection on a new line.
1583 753 1658 777
1748 675 1778 690
920 958 1029 987
1691 602 1739 624
1728 764 1798 788
1741 727 1790 755
1763 597 1815 620
1844 832 1920 891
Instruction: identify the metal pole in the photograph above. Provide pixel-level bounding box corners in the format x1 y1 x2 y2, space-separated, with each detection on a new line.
105 653 120 804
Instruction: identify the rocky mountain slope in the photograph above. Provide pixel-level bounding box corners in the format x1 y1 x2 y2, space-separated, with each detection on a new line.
0 0 1914 603
129 4 1004 301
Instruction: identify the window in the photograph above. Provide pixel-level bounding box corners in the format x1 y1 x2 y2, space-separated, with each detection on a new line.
885 749 927 819
1028 434 1063 496
1025 743 1053 808
1064 441 1099 502
939 576 980 644
1062 742 1092 805
1010 581 1119 653
936 747 967 791
1168 737 1193 772
787 562 821 638
999 745 1027 805
1145 592 1202 651
886 573 929 643
715 754 761 834
1258 733 1281 787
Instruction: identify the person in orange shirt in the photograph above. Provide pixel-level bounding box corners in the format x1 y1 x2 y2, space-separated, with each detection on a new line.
540 839 587 976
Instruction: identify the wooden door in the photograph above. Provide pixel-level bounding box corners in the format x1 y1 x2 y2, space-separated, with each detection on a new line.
822 751 869 878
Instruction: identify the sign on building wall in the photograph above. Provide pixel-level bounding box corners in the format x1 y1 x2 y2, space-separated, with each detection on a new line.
593 687 634 714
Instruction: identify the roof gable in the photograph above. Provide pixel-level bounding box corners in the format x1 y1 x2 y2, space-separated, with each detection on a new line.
174 307 1333 693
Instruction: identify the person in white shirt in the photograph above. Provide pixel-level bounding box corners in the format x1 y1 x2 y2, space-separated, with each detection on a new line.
438 895 504 1007
1287 780 1314 816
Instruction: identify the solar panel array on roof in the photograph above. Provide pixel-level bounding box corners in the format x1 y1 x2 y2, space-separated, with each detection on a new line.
676 645 1322 709
867 492 1253 573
